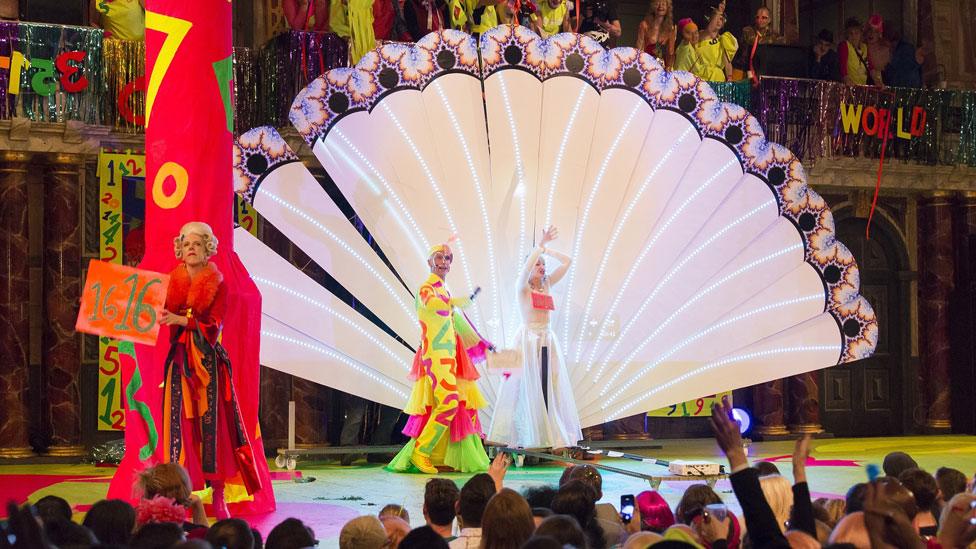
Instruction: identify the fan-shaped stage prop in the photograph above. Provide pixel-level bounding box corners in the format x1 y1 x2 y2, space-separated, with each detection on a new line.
233 26 877 429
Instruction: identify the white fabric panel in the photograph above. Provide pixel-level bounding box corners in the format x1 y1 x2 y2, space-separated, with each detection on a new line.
590 264 828 414
237 229 415 384
576 141 744 376
555 88 654 364
259 315 413 410
317 112 431 287
251 160 417 341
581 312 843 426
568 109 701 386
421 74 504 343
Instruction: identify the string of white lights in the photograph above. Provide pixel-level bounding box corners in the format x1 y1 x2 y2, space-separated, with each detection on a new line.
603 345 837 421
253 276 409 369
572 124 694 364
543 86 588 229
380 101 483 328
579 157 739 368
259 190 415 320
263 328 409 400
588 199 774 383
326 128 430 265
561 101 643 352
599 293 824 402
432 81 501 343
592 243 804 405
497 73 528 346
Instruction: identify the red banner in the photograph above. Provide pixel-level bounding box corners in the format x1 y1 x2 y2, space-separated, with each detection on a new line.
108 1 274 514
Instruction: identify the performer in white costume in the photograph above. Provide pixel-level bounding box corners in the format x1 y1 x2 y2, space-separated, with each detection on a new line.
488 227 583 449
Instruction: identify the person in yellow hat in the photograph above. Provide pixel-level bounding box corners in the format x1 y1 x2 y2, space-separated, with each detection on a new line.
387 242 492 474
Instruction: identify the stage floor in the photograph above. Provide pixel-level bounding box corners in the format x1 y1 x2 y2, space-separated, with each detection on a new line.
2 435 974 547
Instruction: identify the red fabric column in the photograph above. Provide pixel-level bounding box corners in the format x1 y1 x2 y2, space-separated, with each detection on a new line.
108 1 274 513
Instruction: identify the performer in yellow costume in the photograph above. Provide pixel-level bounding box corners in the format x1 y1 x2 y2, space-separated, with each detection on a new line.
388 243 491 474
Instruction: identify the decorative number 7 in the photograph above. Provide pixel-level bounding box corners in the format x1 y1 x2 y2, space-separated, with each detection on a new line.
144 11 192 126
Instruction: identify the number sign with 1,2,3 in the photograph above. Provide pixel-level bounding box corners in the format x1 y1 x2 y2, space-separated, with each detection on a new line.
76 260 169 345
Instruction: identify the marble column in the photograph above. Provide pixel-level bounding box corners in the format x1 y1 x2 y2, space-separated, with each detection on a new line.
788 372 823 433
917 191 953 431
954 191 976 286
43 154 85 456
753 380 789 436
0 152 35 458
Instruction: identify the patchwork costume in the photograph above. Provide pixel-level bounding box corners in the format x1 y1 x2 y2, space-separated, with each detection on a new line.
388 269 491 472
161 263 261 497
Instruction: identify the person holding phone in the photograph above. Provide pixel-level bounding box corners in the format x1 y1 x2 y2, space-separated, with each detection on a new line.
387 242 492 474
488 226 582 452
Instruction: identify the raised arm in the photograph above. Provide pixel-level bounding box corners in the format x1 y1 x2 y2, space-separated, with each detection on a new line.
518 246 545 290
544 247 572 286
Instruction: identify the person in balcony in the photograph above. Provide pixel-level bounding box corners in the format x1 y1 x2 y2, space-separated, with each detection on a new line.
864 14 890 86
284 0 330 32
838 17 870 86
696 0 737 82
673 17 703 75
90 0 145 41
809 29 839 81
634 0 675 68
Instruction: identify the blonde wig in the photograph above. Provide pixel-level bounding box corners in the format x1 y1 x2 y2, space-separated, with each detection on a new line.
173 221 218 259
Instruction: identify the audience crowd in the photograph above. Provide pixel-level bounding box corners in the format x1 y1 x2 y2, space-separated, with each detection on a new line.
4 398 976 549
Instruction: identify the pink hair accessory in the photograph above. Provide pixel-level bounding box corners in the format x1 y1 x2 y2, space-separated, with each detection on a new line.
135 495 188 525
868 14 883 33
677 17 696 34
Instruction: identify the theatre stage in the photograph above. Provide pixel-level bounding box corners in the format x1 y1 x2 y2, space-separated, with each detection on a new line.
2 436 974 547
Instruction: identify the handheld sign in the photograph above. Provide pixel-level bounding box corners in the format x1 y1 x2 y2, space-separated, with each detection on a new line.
76 260 169 345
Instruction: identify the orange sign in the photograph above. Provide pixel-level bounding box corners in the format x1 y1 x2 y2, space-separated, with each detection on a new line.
76 260 169 345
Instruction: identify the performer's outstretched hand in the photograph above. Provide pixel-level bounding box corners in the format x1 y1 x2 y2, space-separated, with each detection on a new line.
541 226 558 245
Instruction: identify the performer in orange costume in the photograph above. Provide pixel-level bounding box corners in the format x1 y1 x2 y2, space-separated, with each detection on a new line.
159 222 262 518
388 243 491 474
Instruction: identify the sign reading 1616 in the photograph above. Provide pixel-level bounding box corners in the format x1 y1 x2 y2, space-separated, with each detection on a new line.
76 260 170 345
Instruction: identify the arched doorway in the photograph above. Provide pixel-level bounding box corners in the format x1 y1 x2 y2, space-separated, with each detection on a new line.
822 213 912 436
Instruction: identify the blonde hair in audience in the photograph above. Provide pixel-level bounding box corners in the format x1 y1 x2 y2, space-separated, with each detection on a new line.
759 474 794 533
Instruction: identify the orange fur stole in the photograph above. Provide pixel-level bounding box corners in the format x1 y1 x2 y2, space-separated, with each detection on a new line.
165 262 223 315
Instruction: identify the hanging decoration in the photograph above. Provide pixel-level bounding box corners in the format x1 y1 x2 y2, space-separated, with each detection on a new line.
752 77 976 167
259 30 348 127
0 22 103 123
103 38 146 131
96 148 146 431
710 78 751 110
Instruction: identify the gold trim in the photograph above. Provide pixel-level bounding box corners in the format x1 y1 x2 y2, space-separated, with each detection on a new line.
0 447 36 459
957 190 976 201
0 150 30 164
45 445 88 457
926 419 951 429
608 433 651 441
756 425 790 436
789 424 824 434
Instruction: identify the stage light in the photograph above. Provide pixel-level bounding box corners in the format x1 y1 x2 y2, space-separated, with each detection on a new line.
732 407 751 434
